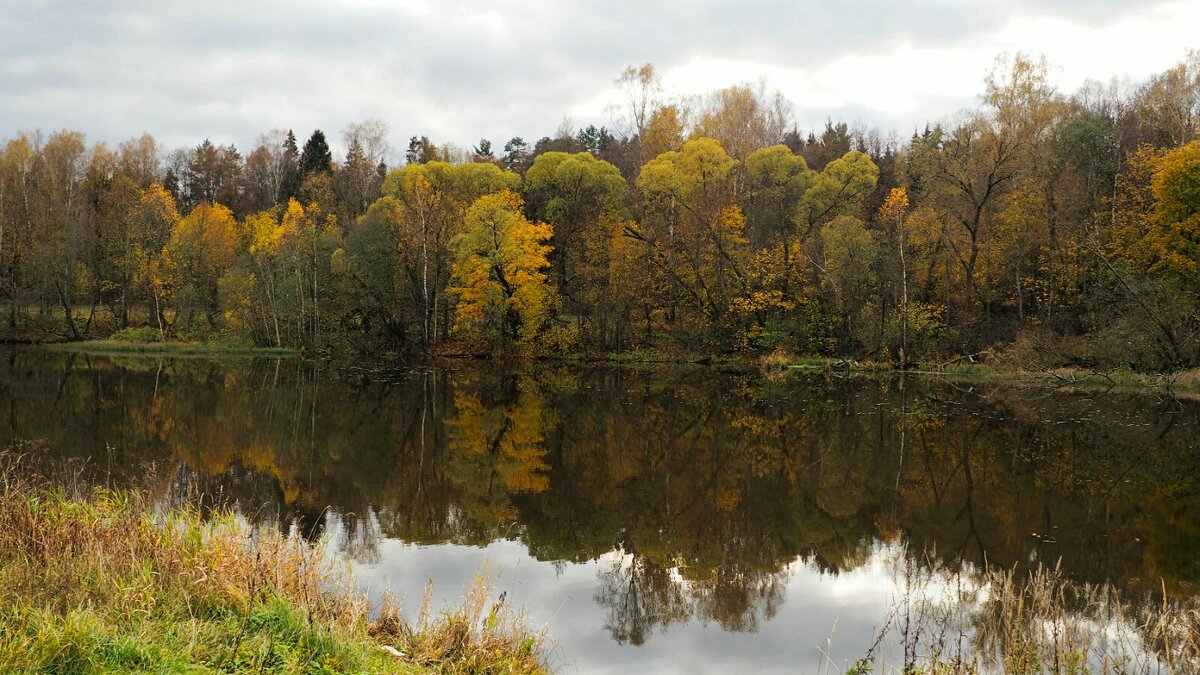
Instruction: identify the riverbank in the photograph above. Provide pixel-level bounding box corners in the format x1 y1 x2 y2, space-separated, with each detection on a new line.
26 335 1200 398
0 455 548 674
915 363 1200 393
570 348 1200 395
757 351 1200 395
43 340 299 358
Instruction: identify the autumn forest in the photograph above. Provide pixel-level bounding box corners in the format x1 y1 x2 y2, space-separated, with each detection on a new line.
3 55 1200 370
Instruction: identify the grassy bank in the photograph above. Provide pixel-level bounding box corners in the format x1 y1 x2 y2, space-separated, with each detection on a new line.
43 340 298 357
35 325 299 358
755 350 1200 394
0 456 547 674
914 362 1200 392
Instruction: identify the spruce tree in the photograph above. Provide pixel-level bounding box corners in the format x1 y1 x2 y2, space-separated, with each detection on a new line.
279 129 300 202
298 129 333 185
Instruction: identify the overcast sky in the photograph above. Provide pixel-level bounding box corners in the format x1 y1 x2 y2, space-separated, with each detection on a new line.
2 0 1197 161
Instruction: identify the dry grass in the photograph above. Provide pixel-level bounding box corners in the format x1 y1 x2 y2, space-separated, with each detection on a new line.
0 452 548 673
1163 367 1200 392
848 552 1200 674
759 348 799 372
974 565 1200 674
371 568 547 673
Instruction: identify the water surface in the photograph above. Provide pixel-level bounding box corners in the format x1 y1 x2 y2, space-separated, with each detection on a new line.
2 349 1197 672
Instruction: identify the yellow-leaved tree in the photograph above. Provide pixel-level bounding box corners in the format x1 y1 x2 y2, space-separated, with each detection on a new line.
636 137 748 341
449 189 573 352
164 201 239 327
132 183 180 336
1149 141 1200 281
879 187 911 365
1104 141 1200 367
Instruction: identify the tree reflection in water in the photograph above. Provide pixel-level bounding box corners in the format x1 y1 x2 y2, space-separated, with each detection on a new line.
4 348 1200 653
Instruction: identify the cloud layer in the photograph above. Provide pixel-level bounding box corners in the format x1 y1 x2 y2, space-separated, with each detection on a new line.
2 0 1195 159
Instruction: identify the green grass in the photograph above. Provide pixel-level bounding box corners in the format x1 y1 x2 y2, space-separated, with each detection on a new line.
37 325 299 357
43 340 298 357
0 455 547 674
0 599 419 674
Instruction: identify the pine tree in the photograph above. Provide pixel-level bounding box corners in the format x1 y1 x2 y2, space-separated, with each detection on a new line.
472 139 494 162
502 137 528 172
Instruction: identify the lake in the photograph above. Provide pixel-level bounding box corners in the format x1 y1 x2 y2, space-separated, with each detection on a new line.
2 348 1198 673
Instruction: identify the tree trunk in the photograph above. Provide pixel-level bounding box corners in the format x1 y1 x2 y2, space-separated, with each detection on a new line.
55 280 80 340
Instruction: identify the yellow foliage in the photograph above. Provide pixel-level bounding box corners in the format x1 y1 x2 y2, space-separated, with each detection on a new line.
245 210 281 257
165 202 239 299
1148 141 1200 278
1110 143 1200 283
450 190 566 352
878 187 909 226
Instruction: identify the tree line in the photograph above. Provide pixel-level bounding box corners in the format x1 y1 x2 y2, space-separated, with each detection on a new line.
2 53 1200 369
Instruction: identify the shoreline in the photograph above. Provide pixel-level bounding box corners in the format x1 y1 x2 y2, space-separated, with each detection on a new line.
18 341 1200 396
41 340 300 358
779 358 1200 395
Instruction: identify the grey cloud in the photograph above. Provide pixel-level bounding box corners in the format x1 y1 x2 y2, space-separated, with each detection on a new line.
0 0 1176 157
794 92 979 141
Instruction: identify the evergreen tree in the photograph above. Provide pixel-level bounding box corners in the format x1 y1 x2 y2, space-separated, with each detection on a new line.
279 129 300 202
472 138 495 162
184 139 241 207
162 167 181 204
577 125 614 156
298 129 333 185
503 137 529 172
336 136 378 218
405 136 439 165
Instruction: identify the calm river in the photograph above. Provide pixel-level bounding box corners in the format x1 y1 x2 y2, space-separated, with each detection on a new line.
2 348 1198 672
